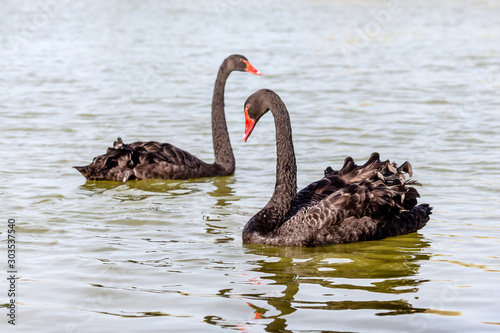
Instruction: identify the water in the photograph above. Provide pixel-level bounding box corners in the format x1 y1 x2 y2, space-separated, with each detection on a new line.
1 0 499 331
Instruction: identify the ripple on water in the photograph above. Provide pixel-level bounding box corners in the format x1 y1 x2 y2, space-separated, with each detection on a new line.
1 0 500 332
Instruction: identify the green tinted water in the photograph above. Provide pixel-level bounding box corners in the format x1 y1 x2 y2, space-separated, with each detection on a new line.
1 0 499 332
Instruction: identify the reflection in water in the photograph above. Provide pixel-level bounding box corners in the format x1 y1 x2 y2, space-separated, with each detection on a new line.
78 181 154 202
79 180 126 192
126 178 199 194
208 234 431 331
80 178 201 195
205 176 238 244
78 177 231 204
207 176 237 208
79 176 238 200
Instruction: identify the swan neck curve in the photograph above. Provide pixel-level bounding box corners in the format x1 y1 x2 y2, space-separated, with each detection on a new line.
268 93 297 210
211 64 235 174
245 91 297 236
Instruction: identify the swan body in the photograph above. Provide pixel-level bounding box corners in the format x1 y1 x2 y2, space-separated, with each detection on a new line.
75 54 261 181
242 89 432 247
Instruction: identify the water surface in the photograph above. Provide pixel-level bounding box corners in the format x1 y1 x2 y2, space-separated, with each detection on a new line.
1 0 499 332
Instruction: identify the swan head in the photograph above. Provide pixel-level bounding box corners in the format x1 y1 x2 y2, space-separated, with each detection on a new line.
243 89 275 142
226 54 262 76
243 105 256 142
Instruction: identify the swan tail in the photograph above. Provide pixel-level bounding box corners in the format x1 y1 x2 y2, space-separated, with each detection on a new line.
73 165 90 178
74 138 137 181
320 153 430 221
377 203 432 239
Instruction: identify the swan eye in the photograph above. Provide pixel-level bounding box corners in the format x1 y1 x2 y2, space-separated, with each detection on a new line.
245 104 250 110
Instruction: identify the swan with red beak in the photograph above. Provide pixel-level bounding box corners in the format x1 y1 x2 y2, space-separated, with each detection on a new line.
240 89 432 247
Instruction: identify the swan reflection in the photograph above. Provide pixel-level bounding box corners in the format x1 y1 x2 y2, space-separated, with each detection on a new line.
207 233 431 331
204 176 239 244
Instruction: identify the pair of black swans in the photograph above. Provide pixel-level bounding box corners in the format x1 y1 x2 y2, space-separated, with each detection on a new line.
76 54 432 247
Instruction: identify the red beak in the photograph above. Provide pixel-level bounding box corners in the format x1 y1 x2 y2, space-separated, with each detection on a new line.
243 60 262 76
243 108 256 142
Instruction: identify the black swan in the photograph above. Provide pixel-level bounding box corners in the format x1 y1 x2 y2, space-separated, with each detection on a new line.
75 54 262 181
241 89 432 247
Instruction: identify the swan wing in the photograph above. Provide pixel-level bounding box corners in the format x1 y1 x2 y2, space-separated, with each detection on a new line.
74 138 214 181
289 152 418 214
277 153 431 246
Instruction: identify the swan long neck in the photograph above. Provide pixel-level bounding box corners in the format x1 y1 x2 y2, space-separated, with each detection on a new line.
211 65 235 174
247 92 297 235
267 94 297 212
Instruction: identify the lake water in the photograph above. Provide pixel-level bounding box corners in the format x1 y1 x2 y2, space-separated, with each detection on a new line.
1 0 499 332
